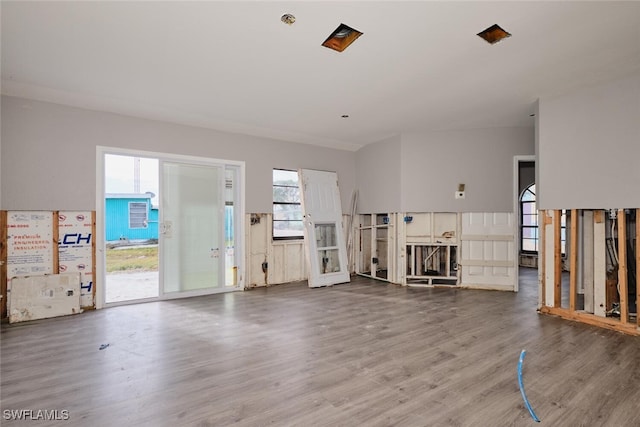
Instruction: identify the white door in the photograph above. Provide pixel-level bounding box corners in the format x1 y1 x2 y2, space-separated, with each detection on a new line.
160 161 225 295
298 169 350 288
460 212 516 291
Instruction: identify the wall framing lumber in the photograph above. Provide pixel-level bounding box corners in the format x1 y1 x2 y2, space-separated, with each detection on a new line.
540 306 640 336
52 211 60 272
637 209 640 327
570 209 578 311
90 211 97 309
539 210 546 308
1 211 7 318
554 210 562 307
617 209 628 323
593 211 607 317
583 210 594 313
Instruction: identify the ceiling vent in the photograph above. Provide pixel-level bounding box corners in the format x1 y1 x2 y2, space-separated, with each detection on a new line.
477 24 511 44
322 23 363 52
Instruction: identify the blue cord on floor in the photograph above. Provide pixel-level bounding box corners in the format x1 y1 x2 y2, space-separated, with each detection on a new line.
518 349 540 422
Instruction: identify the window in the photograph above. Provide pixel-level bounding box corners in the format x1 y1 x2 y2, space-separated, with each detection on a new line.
129 202 148 229
520 184 566 254
521 184 538 252
273 169 303 239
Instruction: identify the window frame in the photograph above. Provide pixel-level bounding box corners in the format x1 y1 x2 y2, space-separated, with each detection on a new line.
519 184 566 255
520 184 538 254
272 169 304 241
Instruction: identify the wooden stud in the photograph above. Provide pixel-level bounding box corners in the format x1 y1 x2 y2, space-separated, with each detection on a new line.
637 209 640 327
90 211 97 309
539 209 546 308
554 210 562 308
594 210 604 224
540 306 639 336
617 209 628 323
1 211 7 318
570 209 578 311
593 211 607 317
52 211 60 273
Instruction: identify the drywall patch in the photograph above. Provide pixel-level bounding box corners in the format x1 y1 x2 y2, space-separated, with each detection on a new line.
9 272 81 323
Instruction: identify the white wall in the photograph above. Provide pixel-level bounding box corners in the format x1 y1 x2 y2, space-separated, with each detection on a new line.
354 135 402 213
1 96 356 212
538 73 640 209
401 128 534 212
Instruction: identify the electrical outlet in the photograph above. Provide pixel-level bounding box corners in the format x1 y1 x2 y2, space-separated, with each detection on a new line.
455 191 465 199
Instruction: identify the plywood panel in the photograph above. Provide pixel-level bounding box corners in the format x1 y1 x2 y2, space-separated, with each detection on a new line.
405 213 432 238
271 245 286 284
284 242 306 283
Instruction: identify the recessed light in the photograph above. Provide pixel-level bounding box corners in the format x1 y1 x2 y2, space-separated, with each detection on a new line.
281 14 295 25
477 24 511 44
322 23 363 52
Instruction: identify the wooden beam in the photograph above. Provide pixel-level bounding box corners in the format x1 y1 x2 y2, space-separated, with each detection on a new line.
540 306 640 336
52 211 60 273
0 211 7 319
91 211 97 308
593 211 607 317
637 209 640 327
554 210 562 308
539 209 546 308
570 209 578 311
618 209 628 323
594 210 604 224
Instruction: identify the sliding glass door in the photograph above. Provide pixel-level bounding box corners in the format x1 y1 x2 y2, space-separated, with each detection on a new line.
161 161 225 294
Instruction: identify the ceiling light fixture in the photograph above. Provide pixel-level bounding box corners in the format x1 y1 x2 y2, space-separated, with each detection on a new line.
477 24 511 44
281 14 295 25
322 23 363 52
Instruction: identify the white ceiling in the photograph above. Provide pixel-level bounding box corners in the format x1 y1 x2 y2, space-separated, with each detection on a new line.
2 1 640 151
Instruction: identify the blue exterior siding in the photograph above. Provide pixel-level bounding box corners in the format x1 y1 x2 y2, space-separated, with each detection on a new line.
106 197 158 241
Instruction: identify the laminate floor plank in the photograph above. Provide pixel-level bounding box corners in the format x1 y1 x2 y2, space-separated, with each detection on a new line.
2 269 639 426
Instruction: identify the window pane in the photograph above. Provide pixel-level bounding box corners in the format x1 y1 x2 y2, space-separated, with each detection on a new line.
521 190 535 202
522 202 537 215
523 239 537 252
273 220 304 238
522 227 538 239
273 169 299 186
522 214 538 226
273 185 300 203
273 204 303 221
315 223 337 247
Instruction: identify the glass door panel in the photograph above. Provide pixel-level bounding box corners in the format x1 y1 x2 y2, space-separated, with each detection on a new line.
161 161 224 294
